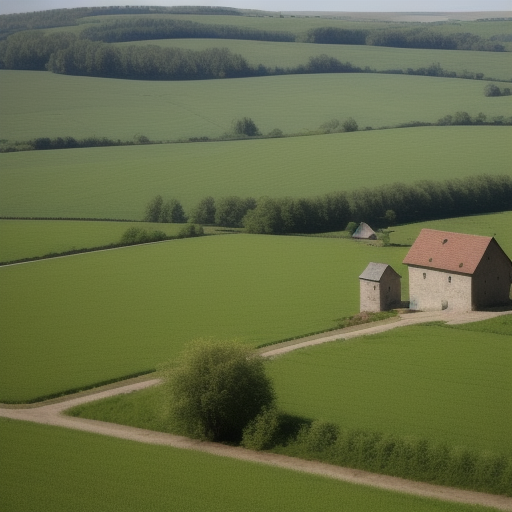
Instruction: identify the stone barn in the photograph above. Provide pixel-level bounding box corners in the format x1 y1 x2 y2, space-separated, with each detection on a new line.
403 229 512 312
359 262 402 312
352 222 377 240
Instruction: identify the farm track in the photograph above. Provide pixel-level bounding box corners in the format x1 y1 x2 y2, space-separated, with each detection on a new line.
1 309 511 510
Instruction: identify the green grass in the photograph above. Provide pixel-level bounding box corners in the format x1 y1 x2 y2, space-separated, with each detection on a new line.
0 234 410 403
1 126 511 220
389 211 512 256
0 220 187 263
2 70 511 143
121 39 512 81
266 323 512 455
0 419 496 512
449 314 512 337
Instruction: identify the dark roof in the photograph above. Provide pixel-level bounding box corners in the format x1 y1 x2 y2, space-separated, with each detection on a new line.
402 229 501 275
359 262 401 282
352 222 376 239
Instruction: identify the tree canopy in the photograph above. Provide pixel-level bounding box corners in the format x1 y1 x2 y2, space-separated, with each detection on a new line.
162 339 275 442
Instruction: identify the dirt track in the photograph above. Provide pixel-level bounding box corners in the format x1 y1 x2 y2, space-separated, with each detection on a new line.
1 309 511 511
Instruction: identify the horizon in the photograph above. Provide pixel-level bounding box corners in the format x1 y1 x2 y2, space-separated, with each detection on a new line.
1 0 511 16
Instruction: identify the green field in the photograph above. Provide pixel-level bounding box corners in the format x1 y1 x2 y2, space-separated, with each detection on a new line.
0 234 411 402
2 70 511 142
267 321 512 455
1 127 510 220
0 220 190 263
0 418 495 512
120 39 512 80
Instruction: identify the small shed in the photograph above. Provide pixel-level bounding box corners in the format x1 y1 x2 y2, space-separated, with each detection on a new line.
359 262 402 312
352 222 377 240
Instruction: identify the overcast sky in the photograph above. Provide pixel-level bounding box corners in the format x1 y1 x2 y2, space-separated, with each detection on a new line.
2 0 512 15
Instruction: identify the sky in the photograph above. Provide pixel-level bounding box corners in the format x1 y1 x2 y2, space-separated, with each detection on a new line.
1 0 512 15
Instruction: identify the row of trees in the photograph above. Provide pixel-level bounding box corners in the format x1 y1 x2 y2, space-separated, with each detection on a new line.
484 83 512 97
154 175 511 234
1 30 505 82
305 26 505 51
80 18 294 44
0 6 242 38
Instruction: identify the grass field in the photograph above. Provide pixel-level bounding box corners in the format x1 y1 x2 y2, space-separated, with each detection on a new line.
61 13 512 41
389 211 512 256
0 418 496 512
266 321 512 455
0 220 191 263
120 39 512 81
1 126 510 220
2 70 511 142
67 316 512 458
0 234 410 402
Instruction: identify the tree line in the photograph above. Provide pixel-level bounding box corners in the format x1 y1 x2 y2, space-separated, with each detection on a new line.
305 26 505 51
0 6 242 39
3 32 504 83
80 18 295 44
3 110 510 153
145 175 512 235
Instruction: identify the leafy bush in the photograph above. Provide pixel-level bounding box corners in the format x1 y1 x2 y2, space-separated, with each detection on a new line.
241 405 281 450
232 117 260 137
120 227 166 245
177 223 204 238
161 339 275 443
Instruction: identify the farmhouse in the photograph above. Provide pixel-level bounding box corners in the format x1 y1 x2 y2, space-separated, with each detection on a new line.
403 229 512 312
359 262 402 312
352 222 377 240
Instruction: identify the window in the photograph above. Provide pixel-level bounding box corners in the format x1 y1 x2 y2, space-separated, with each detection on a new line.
423 273 426 279
448 276 451 283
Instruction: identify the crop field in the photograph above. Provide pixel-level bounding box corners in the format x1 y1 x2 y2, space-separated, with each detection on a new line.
1 126 511 220
64 13 512 41
390 211 512 255
0 220 187 263
121 39 512 80
0 234 411 402
0 419 495 512
2 71 511 142
266 321 512 455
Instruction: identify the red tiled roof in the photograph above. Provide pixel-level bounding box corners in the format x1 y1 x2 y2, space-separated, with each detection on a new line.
402 229 493 275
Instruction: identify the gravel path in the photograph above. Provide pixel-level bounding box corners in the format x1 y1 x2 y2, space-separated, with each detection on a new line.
1 309 511 510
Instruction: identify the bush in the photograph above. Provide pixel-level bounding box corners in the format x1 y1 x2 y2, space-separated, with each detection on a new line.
241 405 281 450
484 83 502 97
297 421 340 452
232 117 260 137
177 223 204 238
162 339 275 443
120 227 166 244
345 221 358 235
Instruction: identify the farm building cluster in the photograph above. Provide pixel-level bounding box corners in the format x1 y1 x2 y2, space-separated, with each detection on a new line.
358 228 512 313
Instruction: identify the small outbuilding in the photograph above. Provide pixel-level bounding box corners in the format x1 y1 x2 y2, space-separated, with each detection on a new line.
403 229 512 312
352 222 377 240
359 262 402 312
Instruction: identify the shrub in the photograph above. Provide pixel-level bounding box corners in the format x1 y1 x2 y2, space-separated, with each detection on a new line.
241 405 281 450
161 339 275 443
297 421 340 453
177 223 204 238
232 117 260 137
